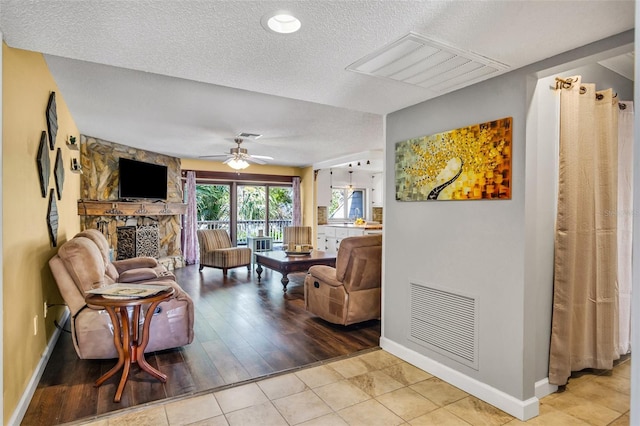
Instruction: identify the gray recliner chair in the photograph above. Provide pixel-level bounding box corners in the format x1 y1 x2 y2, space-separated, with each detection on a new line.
49 230 194 359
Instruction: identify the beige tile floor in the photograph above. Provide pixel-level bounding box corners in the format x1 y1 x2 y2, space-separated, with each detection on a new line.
68 349 631 426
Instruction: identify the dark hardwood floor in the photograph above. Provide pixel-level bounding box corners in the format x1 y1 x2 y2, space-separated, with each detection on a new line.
22 264 381 425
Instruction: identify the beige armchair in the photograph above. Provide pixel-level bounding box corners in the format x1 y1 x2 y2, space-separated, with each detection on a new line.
304 234 382 325
49 232 194 359
283 226 313 251
197 229 252 274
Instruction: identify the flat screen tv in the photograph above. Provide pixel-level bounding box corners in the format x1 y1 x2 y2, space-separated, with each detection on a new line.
118 158 168 201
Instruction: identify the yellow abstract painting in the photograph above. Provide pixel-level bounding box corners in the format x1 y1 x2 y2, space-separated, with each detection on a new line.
395 117 512 201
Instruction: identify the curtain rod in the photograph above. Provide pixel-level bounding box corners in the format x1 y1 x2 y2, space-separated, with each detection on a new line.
555 77 577 90
181 169 295 184
555 77 620 101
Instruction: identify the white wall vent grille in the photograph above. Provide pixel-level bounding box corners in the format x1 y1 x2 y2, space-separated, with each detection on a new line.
409 282 478 370
347 32 508 94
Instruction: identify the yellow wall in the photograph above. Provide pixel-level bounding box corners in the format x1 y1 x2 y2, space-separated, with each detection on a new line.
2 44 80 423
181 159 314 226
300 166 315 228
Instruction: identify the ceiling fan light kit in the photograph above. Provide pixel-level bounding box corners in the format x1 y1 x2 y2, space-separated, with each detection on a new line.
199 136 274 171
225 157 250 170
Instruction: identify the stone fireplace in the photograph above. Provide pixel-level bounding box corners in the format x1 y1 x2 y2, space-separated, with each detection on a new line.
79 136 185 269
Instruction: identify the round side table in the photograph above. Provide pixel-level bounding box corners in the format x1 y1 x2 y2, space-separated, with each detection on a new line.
85 287 174 402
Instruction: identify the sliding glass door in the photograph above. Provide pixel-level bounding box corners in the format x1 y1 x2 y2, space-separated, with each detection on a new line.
237 185 266 244
195 183 231 231
268 185 293 241
195 181 293 246
237 184 293 244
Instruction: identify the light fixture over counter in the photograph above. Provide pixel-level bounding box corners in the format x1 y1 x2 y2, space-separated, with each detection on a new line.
311 149 384 173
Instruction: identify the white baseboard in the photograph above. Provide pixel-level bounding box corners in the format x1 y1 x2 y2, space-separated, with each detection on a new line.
380 337 539 421
8 309 70 426
535 377 558 399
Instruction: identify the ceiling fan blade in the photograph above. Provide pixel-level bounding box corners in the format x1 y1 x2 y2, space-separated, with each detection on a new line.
199 154 232 158
247 157 267 165
200 137 274 165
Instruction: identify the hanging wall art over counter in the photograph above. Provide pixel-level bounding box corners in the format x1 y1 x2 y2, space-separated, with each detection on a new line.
395 117 512 201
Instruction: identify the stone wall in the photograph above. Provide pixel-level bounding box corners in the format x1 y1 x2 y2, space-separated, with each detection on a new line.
79 135 183 258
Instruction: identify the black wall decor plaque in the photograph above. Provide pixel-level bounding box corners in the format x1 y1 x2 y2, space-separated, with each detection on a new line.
54 148 64 200
37 131 50 198
46 92 58 150
47 189 59 247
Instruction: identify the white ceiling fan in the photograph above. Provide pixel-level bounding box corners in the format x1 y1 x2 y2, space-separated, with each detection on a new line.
200 136 274 170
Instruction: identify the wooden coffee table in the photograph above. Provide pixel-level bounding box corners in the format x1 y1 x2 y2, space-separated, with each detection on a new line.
255 250 336 292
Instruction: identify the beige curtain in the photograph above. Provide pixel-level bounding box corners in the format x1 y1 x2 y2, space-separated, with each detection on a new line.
548 76 620 386
617 101 634 355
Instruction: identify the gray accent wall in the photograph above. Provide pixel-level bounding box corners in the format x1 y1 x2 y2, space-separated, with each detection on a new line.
383 30 634 402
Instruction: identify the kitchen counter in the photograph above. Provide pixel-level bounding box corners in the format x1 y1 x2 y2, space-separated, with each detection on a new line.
317 223 382 251
325 223 383 230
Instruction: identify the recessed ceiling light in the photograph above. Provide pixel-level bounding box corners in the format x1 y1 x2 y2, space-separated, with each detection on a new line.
262 12 301 34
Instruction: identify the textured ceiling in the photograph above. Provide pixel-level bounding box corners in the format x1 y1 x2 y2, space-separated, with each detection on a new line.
0 1 634 168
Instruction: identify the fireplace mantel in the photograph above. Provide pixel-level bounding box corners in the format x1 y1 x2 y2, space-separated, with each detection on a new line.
77 200 187 216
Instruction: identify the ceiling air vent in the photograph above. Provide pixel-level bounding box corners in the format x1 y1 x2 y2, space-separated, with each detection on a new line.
347 32 509 93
